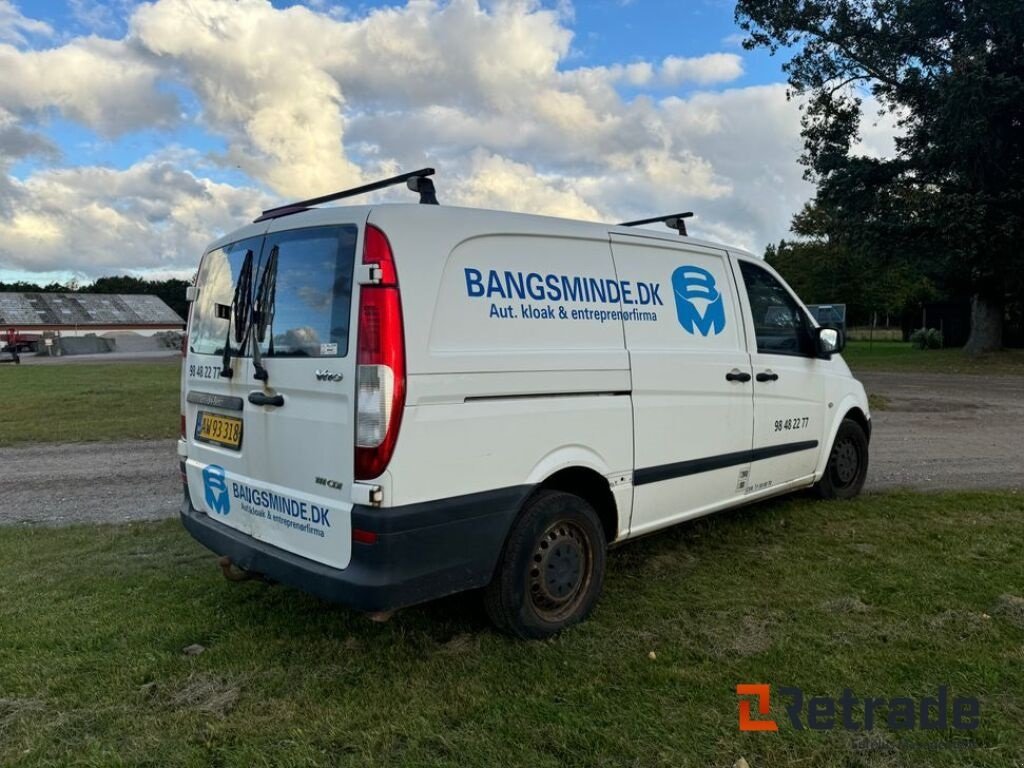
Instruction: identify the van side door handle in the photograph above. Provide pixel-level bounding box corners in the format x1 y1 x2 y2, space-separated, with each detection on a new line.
248 391 285 407
756 371 779 383
725 369 752 383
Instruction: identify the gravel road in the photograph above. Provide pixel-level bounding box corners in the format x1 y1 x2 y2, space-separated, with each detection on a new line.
1 440 180 525
1 370 1020 526
859 370 1024 492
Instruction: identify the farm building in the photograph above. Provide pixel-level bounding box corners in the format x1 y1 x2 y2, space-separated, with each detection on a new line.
0 292 184 335
1 292 185 355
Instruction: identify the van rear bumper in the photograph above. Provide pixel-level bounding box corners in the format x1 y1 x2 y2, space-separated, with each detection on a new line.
180 486 532 613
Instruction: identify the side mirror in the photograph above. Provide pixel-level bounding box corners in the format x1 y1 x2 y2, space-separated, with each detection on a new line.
817 326 844 358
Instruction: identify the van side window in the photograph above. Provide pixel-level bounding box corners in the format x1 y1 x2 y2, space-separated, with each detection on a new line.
737 260 815 357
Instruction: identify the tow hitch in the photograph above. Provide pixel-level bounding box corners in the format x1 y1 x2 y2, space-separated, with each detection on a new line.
218 556 260 582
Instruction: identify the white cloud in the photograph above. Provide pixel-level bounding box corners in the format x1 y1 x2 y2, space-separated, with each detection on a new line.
0 37 178 135
0 0 900 277
0 153 269 274
130 0 360 197
660 53 743 86
0 1 51 46
0 108 58 163
449 151 603 220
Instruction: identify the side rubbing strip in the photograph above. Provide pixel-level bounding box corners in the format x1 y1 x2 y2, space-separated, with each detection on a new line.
634 440 819 486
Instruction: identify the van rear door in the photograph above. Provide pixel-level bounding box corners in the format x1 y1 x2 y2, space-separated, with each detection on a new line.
184 213 364 570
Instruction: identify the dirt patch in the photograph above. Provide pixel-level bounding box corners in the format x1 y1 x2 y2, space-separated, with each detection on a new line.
644 550 698 573
0 698 45 735
993 594 1024 629
166 674 241 717
700 613 775 658
438 633 480 655
847 729 900 766
822 596 871 614
927 609 994 638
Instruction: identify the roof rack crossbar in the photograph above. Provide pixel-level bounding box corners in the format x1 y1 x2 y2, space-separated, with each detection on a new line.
618 211 694 236
254 167 436 222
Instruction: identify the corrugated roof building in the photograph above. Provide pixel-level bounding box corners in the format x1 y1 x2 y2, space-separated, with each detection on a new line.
0 293 184 333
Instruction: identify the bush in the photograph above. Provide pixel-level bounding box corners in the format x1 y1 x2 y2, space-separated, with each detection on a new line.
910 327 944 349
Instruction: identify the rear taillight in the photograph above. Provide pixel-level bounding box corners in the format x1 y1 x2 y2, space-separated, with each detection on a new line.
354 225 406 481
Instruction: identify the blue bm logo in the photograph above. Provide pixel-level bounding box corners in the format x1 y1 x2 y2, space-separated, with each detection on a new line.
203 464 230 515
672 265 726 336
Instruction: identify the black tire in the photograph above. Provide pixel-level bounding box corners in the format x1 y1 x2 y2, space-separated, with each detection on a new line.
484 490 606 639
815 418 869 500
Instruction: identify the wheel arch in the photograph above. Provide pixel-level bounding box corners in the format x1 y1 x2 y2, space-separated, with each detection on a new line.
815 398 871 479
844 406 870 440
534 466 619 545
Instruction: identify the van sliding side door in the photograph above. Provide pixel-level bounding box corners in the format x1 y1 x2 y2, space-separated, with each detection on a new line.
610 234 754 535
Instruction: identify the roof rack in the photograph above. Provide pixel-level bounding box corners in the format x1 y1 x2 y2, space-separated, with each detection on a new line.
618 211 693 236
254 167 438 223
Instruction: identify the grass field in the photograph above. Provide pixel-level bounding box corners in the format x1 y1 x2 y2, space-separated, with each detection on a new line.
1 491 1022 767
842 340 1024 375
0 363 180 446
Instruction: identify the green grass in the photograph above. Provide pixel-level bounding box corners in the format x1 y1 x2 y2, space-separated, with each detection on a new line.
867 393 890 411
843 340 1024 375
1 492 1022 767
0 363 180 446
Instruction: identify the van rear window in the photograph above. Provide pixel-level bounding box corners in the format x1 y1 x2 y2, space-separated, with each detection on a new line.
189 225 358 359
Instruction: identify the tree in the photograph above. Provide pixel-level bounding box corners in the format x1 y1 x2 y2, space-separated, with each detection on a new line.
735 0 1024 352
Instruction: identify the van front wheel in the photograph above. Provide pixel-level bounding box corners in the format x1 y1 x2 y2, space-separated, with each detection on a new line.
484 490 606 639
815 418 869 500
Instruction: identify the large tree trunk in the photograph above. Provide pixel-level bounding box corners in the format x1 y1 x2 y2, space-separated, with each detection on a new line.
964 294 1003 354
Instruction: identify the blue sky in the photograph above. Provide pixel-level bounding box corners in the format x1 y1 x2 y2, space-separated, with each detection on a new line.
1 0 854 284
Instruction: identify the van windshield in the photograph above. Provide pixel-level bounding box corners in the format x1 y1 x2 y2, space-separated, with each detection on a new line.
189 225 358 359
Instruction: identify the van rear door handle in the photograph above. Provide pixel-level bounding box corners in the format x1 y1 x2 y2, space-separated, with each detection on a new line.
248 392 285 407
756 371 779 382
725 369 751 383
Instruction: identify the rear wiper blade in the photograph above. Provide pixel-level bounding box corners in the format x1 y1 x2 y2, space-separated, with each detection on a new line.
219 249 254 378
252 244 279 382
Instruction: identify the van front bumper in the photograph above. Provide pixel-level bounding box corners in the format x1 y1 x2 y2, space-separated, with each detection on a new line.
180 486 531 613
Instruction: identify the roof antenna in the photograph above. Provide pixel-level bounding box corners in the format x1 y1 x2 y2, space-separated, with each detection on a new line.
619 211 694 236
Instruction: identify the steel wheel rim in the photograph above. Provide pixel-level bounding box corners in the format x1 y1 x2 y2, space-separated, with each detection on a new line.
830 437 860 487
528 520 593 622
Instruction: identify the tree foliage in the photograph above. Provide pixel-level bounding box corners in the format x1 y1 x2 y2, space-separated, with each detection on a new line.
736 0 1024 350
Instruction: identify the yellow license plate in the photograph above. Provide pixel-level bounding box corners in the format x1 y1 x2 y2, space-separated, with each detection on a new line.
195 411 243 450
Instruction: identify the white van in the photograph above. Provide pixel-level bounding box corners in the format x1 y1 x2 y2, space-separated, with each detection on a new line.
179 170 870 638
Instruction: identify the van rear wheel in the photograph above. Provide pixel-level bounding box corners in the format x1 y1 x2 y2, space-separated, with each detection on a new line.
484 490 606 639
815 418 869 500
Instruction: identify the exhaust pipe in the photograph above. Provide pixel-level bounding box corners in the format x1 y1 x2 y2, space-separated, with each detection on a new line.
218 556 259 582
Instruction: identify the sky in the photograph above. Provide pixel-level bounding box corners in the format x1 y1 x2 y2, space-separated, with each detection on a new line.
0 0 896 284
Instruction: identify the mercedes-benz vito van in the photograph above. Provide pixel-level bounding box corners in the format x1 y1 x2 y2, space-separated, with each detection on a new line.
179 170 870 638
